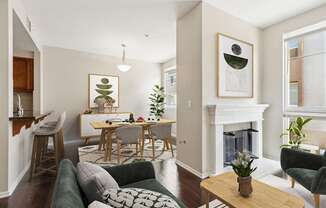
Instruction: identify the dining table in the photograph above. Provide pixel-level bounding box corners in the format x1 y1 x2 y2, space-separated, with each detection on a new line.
90 119 176 161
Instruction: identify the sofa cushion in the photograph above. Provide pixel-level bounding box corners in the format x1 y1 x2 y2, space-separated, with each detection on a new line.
102 188 180 208
122 179 186 207
287 168 318 190
77 162 119 203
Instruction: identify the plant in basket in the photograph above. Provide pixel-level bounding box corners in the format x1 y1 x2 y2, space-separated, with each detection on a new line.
231 152 257 197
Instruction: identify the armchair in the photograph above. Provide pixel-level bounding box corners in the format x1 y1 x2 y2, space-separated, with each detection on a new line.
281 148 326 208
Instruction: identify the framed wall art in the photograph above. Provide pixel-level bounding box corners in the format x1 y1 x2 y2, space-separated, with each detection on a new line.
217 33 253 98
88 74 119 108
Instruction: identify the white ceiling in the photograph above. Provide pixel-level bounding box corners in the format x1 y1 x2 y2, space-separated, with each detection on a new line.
23 0 326 63
206 0 326 28
23 0 199 63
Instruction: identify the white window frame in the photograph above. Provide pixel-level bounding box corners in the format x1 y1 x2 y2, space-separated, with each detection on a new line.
163 66 176 109
283 20 326 118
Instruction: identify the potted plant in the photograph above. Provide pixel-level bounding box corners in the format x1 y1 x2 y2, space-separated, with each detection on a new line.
231 152 257 197
280 117 312 149
149 85 165 120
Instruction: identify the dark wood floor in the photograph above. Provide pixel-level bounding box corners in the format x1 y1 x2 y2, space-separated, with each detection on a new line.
0 140 204 208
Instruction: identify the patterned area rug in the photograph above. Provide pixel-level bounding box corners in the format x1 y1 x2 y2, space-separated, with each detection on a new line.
78 140 176 166
198 200 228 208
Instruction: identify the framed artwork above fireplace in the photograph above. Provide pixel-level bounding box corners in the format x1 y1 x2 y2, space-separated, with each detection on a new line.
217 33 253 98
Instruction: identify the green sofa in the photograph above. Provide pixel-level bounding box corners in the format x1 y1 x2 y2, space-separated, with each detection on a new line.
281 148 326 208
51 159 186 208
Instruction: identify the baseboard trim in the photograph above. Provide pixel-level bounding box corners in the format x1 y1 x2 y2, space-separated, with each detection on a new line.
8 161 31 196
0 191 10 198
175 159 207 179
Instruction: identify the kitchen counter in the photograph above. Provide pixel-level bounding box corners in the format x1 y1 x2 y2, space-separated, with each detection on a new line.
9 111 52 121
9 111 53 136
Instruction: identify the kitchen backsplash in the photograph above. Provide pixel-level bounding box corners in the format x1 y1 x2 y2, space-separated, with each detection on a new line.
13 92 33 112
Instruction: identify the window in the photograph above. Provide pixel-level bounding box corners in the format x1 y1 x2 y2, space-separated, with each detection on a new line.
283 21 326 115
164 67 176 106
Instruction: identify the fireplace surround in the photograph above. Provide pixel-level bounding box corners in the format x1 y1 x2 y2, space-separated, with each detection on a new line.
207 104 269 175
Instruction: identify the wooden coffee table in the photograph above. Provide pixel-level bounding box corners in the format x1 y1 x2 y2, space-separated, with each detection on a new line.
200 172 304 208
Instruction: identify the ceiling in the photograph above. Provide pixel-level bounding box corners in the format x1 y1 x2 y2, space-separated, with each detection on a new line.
206 0 326 28
23 0 199 63
23 0 326 63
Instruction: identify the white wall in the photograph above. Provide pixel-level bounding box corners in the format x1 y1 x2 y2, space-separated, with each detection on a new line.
177 3 203 174
43 46 161 141
7 1 42 196
262 5 326 160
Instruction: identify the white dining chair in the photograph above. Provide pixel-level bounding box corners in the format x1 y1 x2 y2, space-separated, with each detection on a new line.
148 123 174 160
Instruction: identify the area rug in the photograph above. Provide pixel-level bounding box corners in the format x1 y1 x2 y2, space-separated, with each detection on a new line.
78 139 176 166
198 200 228 208
260 175 326 208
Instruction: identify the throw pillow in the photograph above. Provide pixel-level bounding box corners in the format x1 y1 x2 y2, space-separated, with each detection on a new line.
102 188 180 208
88 200 113 208
77 162 119 203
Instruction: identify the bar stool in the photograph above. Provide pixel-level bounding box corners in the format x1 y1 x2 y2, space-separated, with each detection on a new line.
29 112 66 181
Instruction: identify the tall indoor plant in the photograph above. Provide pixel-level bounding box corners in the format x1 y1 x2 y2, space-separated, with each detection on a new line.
231 152 257 197
280 117 312 149
149 85 165 119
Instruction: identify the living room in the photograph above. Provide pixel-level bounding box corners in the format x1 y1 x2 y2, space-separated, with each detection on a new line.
1 0 326 208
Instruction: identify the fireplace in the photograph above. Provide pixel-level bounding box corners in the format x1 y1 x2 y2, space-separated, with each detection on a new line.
223 124 259 167
207 104 269 176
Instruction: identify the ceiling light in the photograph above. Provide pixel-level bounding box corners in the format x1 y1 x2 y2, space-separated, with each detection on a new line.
117 44 131 72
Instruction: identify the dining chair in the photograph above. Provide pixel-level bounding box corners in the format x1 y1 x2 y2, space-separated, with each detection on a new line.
111 126 142 164
148 124 174 160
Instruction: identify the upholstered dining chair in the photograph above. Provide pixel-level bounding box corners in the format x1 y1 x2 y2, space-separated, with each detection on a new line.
148 124 174 160
112 126 142 164
281 148 326 208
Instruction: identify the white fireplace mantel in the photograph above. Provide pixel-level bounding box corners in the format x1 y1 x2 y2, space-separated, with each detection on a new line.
207 104 269 175
207 104 269 125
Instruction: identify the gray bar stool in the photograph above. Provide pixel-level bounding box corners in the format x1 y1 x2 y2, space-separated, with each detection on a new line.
29 112 66 180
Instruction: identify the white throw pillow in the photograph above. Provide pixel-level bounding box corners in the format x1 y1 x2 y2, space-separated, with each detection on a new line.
77 162 119 203
102 188 180 208
88 201 113 208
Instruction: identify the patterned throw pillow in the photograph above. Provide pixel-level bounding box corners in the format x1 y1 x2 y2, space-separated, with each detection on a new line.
102 188 181 208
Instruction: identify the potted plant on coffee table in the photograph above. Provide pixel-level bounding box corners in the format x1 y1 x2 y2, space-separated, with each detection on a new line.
231 152 257 197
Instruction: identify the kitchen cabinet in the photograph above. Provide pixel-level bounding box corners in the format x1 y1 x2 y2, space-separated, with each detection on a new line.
13 57 34 92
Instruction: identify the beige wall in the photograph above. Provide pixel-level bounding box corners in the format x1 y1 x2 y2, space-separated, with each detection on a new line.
177 2 263 176
161 58 177 136
177 3 203 174
0 0 11 194
43 46 161 141
262 5 326 160
201 2 263 175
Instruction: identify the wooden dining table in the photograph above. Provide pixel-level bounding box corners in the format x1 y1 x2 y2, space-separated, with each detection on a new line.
90 119 176 161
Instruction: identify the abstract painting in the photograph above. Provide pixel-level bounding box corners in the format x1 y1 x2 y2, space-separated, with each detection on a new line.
217 33 253 97
89 74 119 108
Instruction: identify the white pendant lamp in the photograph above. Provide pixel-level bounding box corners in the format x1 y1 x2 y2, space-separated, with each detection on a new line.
117 44 131 72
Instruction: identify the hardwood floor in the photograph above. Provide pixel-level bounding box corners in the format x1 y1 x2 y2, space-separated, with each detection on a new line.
0 140 204 208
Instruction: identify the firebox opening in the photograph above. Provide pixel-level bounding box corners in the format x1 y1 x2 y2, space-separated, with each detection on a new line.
223 122 259 167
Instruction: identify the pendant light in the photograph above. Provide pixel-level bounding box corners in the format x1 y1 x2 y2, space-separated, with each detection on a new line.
117 44 131 72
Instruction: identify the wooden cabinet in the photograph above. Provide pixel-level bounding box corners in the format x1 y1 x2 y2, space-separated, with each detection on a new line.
13 57 34 92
